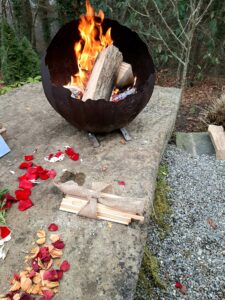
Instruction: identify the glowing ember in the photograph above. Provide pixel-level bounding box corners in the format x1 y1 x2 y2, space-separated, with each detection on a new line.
70 0 113 89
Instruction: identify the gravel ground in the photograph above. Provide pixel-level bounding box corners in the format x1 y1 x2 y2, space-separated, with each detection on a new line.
146 145 225 300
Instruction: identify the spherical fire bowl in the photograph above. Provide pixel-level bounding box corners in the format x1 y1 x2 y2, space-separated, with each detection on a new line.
41 18 155 133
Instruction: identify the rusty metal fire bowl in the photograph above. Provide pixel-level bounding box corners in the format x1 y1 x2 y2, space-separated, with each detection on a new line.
41 19 155 133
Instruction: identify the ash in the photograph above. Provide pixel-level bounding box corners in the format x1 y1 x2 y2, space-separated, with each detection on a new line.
145 145 225 300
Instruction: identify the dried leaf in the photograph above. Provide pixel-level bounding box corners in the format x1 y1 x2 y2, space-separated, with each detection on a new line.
50 235 60 243
33 273 42 284
45 281 59 288
50 248 63 258
29 247 40 259
36 238 46 245
207 218 218 229
9 280 21 291
37 230 46 239
21 277 32 292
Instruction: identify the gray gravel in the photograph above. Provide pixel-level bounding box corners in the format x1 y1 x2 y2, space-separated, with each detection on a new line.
146 145 225 300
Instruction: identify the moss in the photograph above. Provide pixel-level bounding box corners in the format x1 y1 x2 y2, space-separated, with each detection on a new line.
134 246 166 299
151 164 171 238
134 164 170 299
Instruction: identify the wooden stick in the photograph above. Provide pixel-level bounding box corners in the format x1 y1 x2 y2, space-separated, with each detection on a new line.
208 125 225 160
82 45 123 102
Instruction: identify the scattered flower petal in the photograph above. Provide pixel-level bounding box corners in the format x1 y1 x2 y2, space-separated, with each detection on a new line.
24 155 34 161
52 240 65 249
18 199 33 211
48 223 58 232
0 226 11 239
43 269 59 281
117 181 125 186
65 146 79 161
175 281 183 289
15 189 31 201
19 180 33 190
60 260 70 272
19 162 33 169
47 169 57 179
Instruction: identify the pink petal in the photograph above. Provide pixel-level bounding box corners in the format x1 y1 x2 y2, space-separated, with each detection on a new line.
48 223 58 231
47 169 57 179
43 269 59 281
118 181 125 186
52 240 65 249
60 260 70 272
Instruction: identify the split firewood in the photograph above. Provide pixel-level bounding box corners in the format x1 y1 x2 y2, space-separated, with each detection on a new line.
55 181 146 215
116 62 134 88
60 195 144 225
82 45 123 102
208 124 225 160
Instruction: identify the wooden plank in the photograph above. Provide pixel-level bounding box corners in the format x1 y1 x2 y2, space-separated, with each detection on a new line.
208 125 225 160
82 45 123 102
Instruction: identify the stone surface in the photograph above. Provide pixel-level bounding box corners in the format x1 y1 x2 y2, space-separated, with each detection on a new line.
0 83 181 299
176 132 215 156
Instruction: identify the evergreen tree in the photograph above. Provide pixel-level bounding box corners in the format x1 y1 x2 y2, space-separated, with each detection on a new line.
0 21 40 85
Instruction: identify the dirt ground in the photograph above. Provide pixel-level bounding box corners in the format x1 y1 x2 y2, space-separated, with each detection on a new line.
156 70 225 132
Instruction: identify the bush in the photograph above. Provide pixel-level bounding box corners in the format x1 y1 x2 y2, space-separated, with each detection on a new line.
201 94 225 128
0 21 40 85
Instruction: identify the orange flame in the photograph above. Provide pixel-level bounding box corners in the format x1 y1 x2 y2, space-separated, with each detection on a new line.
70 0 113 88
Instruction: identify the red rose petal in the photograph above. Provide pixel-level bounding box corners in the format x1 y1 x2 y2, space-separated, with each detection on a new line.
18 174 27 181
15 189 31 201
29 270 36 278
48 223 58 232
175 281 183 289
60 260 70 272
52 240 65 249
47 169 57 179
19 162 33 169
18 198 33 211
38 247 51 263
27 167 38 175
19 180 33 190
20 294 35 300
14 273 20 281
39 170 50 180
55 150 63 158
118 181 125 186
4 193 17 202
43 269 59 281
0 201 12 210
39 290 54 300
56 270 64 280
24 155 34 161
32 259 39 272
0 226 11 239
65 147 79 161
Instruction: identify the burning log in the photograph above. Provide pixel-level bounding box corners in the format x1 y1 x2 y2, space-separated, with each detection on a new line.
116 62 134 88
82 45 123 102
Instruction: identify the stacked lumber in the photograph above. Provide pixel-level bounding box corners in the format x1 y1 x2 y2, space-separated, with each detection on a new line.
60 195 144 225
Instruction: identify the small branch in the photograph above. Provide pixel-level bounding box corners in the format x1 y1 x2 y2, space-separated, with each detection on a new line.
196 0 214 25
127 3 149 18
152 0 187 50
154 26 185 66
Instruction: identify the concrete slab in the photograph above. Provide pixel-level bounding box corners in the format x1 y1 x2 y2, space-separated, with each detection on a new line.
176 132 215 156
0 84 181 299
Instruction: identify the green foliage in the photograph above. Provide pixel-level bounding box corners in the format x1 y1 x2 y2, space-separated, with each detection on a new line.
0 21 40 85
152 164 171 238
0 76 41 95
0 189 8 226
